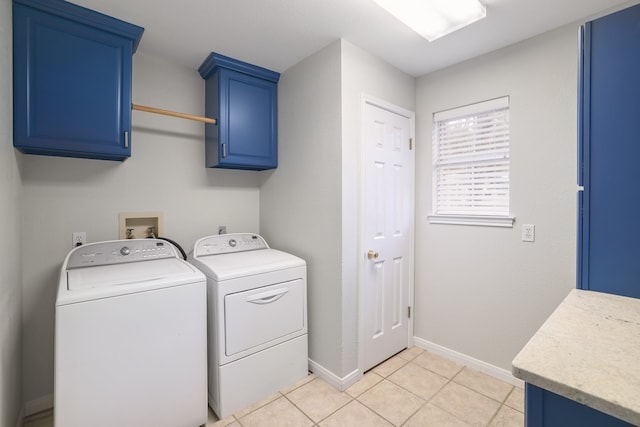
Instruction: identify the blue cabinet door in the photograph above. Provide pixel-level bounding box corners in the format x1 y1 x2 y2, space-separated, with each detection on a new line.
13 0 143 161
578 4 640 297
525 384 633 427
217 69 278 170
200 52 280 170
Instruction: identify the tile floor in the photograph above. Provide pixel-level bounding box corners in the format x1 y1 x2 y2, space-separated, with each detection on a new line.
23 347 524 427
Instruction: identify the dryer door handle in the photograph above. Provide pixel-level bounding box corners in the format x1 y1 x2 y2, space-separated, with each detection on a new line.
245 288 289 304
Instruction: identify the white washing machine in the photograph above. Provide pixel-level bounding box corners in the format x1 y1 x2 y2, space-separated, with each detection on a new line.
55 239 207 427
189 233 308 419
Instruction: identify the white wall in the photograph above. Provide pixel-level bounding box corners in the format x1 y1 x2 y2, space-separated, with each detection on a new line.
260 41 345 376
20 52 261 406
0 0 24 424
260 39 414 382
414 25 578 371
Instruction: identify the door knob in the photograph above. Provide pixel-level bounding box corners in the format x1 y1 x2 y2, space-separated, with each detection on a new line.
367 250 379 260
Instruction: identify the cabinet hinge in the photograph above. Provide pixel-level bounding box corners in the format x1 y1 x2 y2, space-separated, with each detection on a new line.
409 138 413 150
408 306 411 318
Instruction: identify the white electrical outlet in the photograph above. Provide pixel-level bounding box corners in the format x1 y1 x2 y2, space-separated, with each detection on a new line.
522 224 535 242
72 232 86 248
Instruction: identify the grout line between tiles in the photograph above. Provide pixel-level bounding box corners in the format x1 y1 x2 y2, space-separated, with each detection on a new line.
357 355 466 426
280 377 354 426
387 358 519 426
428 380 506 427
397 366 467 426
451 371 515 405
281 394 319 427
503 385 525 412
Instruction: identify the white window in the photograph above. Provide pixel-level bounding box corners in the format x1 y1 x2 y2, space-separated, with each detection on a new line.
429 96 514 227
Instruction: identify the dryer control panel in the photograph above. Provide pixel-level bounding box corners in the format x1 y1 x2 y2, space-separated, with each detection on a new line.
194 233 269 257
66 239 177 269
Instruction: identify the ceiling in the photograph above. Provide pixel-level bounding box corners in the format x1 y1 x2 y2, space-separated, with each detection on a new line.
72 0 636 77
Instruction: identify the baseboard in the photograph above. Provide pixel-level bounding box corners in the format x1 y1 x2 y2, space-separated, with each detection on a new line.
24 394 53 417
413 337 524 388
308 359 361 392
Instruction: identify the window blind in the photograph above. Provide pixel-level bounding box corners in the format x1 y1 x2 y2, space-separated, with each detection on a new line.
432 97 510 216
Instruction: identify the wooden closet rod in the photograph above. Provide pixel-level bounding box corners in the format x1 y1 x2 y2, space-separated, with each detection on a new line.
132 103 216 125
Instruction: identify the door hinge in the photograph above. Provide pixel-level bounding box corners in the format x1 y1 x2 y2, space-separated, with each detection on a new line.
409 138 413 150
407 306 411 318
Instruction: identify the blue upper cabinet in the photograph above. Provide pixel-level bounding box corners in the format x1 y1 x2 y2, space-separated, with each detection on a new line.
198 53 280 170
578 3 640 298
13 0 143 161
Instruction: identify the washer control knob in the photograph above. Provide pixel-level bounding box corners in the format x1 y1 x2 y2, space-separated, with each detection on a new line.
228 239 237 248
120 246 131 256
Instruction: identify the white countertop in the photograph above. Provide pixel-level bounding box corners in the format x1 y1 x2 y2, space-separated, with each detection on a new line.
512 289 640 425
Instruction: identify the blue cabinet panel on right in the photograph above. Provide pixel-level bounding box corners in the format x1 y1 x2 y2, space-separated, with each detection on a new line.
198 53 280 170
578 3 640 298
525 384 634 427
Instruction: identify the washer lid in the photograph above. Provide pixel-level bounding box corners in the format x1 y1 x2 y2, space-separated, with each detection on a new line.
58 258 204 306
66 258 198 291
190 248 305 281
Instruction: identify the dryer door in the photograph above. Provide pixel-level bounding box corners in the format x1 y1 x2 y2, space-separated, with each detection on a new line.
224 279 304 356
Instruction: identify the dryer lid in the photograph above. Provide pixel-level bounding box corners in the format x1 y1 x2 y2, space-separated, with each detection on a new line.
190 248 305 281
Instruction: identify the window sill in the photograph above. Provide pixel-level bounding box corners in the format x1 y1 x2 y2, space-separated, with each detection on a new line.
428 214 515 228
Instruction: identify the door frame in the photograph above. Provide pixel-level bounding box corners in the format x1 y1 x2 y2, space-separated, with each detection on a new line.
358 95 416 373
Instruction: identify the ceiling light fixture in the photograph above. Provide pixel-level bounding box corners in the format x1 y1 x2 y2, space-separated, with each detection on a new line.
372 0 487 42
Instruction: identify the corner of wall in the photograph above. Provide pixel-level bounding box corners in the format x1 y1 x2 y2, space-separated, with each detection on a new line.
1 0 26 425
261 40 345 378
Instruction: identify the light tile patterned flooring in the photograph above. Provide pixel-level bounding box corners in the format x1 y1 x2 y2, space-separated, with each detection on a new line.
24 347 524 427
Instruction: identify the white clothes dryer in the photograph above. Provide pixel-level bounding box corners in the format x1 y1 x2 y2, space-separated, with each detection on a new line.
189 233 308 419
55 239 207 427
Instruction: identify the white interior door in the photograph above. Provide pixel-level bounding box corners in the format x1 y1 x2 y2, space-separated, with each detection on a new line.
361 98 414 372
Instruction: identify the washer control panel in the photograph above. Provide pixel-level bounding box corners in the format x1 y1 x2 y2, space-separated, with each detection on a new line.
66 239 177 269
194 233 269 257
